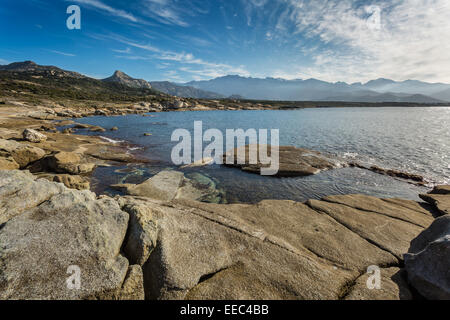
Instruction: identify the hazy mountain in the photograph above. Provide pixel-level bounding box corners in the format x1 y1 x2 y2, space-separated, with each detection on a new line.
150 81 224 99
102 70 152 89
1 61 448 103
187 75 450 102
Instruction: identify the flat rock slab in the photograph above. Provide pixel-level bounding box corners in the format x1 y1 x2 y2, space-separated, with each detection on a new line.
429 185 450 195
307 197 428 260
115 193 436 300
0 170 143 300
223 145 340 177
322 194 434 228
420 193 450 216
118 197 357 300
345 268 413 300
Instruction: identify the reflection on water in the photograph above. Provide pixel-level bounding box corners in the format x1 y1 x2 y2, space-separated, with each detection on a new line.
74 107 450 203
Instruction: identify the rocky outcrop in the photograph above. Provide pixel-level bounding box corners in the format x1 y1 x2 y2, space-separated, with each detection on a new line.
112 170 225 203
349 163 426 184
0 138 46 168
22 129 47 143
46 151 96 175
36 173 91 190
419 193 450 216
223 145 340 177
0 170 445 300
0 170 144 300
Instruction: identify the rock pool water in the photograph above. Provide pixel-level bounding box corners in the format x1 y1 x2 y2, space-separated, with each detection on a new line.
72 107 450 203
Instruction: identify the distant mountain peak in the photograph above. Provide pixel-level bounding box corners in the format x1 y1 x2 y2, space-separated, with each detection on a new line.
103 70 152 89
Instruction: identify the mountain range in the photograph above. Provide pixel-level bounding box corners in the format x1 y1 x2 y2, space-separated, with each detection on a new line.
185 75 450 103
1 61 449 103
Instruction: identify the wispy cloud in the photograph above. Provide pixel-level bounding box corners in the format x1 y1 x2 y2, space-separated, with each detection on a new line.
272 0 450 83
101 32 250 80
71 0 138 22
112 47 131 54
48 50 76 57
142 0 189 27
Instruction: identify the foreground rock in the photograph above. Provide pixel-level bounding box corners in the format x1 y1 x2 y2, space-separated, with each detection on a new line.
0 170 143 300
0 170 445 300
37 173 91 190
116 191 434 300
405 215 450 300
46 151 96 175
0 138 46 168
22 128 47 143
112 170 225 203
223 145 340 177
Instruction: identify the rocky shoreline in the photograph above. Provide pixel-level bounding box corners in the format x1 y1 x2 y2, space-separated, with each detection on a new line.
0 170 448 300
0 101 449 300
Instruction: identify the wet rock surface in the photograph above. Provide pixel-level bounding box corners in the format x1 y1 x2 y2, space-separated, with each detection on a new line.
111 170 225 203
223 145 340 177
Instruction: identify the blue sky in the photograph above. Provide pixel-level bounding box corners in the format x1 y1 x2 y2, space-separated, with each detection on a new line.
1 0 450 83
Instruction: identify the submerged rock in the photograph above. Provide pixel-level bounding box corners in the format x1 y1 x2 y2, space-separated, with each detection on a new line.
111 170 225 203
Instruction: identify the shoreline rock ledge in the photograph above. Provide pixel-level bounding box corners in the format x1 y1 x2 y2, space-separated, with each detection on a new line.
0 169 449 300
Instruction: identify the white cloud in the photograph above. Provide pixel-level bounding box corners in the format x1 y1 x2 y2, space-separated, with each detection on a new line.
142 0 189 27
278 0 450 83
104 33 250 80
112 48 131 54
71 0 138 22
48 50 76 57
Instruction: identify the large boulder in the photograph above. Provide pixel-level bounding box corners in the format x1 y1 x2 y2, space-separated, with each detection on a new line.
0 138 46 168
223 145 339 177
0 170 144 300
404 215 450 300
0 170 66 225
46 151 96 175
22 128 47 143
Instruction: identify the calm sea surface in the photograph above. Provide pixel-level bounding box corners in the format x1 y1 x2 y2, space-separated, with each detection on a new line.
73 107 450 203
